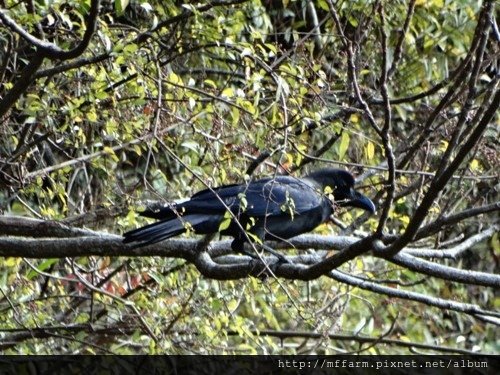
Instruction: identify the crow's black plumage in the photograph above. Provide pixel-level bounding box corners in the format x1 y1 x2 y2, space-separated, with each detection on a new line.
123 169 375 253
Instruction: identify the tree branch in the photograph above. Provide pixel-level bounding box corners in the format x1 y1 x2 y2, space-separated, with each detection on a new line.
375 4 396 237
381 80 500 257
0 53 44 120
232 329 481 355
387 0 416 78
0 0 100 60
0 0 101 120
1 216 498 284
329 270 500 323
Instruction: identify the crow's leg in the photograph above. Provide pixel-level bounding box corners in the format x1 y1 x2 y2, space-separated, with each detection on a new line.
196 233 215 252
259 243 289 264
231 238 257 259
231 235 289 264
251 227 289 263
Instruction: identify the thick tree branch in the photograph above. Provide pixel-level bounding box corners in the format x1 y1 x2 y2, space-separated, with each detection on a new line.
0 216 106 238
403 227 498 258
390 242 499 289
1 219 498 288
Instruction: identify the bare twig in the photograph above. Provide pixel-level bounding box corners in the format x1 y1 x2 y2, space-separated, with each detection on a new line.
375 5 396 236
387 0 416 78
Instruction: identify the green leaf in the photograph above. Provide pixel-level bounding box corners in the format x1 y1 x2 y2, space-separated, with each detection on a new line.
338 131 350 160
115 0 130 16
247 233 262 245
218 211 232 231
218 217 231 231
27 259 59 280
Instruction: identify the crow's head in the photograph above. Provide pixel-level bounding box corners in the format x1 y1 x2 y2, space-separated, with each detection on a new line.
306 169 376 214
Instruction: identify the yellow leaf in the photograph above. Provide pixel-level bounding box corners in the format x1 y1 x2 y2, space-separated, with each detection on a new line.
439 140 448 152
366 141 375 160
323 186 333 194
133 145 142 156
103 147 119 162
204 79 217 89
247 233 262 245
227 299 239 312
491 233 499 256
167 72 182 85
4 258 20 267
87 111 97 122
338 132 350 160
221 87 234 98
469 159 480 171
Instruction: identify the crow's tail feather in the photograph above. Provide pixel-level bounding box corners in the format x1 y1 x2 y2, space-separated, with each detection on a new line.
123 219 186 247
123 214 217 247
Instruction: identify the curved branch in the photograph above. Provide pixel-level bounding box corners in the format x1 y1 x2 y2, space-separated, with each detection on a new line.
375 5 396 237
0 0 100 120
34 54 111 79
404 227 498 258
1 229 498 288
387 0 416 78
329 270 500 322
0 215 498 289
390 248 500 288
381 202 499 243
0 0 100 60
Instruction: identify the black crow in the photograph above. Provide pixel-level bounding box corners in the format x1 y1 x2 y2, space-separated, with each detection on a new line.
123 169 375 253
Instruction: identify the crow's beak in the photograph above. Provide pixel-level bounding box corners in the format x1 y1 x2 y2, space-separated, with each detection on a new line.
348 190 376 214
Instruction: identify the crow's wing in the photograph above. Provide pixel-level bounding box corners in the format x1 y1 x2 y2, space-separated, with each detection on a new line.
180 176 324 217
142 176 325 219
139 183 244 219
242 177 325 217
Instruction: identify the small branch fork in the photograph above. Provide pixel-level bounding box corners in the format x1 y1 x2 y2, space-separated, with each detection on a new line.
0 0 101 119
